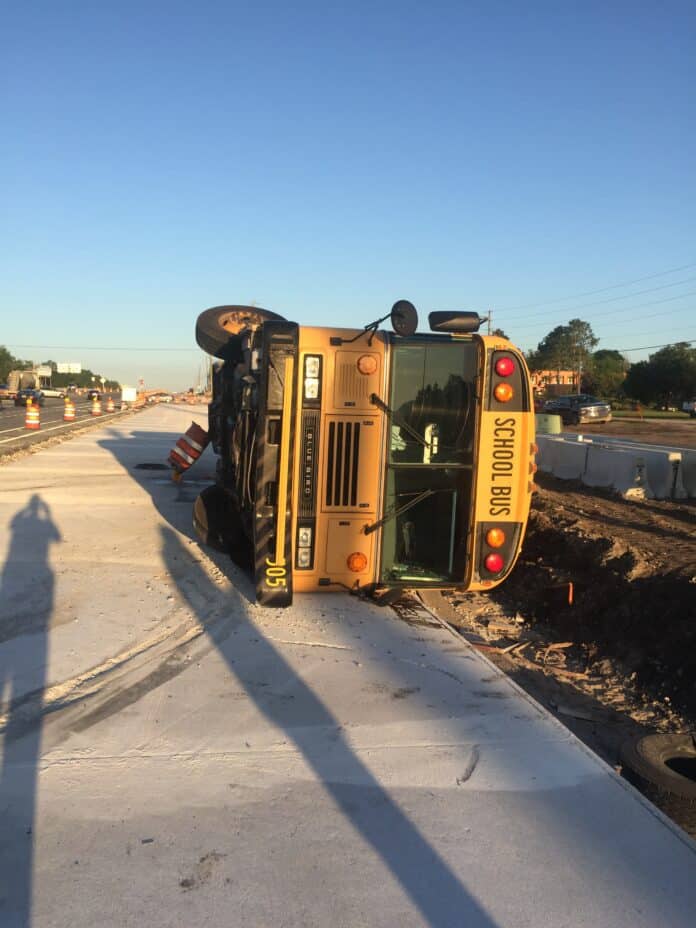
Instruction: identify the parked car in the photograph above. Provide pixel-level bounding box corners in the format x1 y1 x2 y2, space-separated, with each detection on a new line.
682 398 696 418
14 389 45 407
543 394 612 425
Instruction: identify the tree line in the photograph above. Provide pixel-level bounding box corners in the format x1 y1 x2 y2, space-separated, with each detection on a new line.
521 322 695 406
0 346 120 390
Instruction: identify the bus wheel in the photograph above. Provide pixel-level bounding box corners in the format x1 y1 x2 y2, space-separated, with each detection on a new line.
193 485 249 561
196 305 286 360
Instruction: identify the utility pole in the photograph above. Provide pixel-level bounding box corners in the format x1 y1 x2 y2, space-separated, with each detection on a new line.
487 309 492 335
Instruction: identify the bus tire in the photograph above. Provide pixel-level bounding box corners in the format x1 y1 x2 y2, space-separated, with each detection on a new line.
193 485 253 569
621 733 696 803
196 305 286 360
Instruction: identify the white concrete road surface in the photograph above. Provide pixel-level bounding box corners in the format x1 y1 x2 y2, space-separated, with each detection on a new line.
1 405 694 928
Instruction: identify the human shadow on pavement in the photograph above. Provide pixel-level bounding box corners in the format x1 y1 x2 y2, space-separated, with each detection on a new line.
159 524 498 928
0 495 61 927
98 428 499 925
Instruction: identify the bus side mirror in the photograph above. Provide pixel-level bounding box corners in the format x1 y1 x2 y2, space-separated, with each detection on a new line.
391 300 418 337
429 311 482 334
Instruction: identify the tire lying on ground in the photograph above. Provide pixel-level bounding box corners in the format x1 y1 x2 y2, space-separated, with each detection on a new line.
195 305 286 361
621 733 696 810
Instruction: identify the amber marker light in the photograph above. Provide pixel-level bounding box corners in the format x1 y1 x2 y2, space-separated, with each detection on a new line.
357 355 377 375
494 382 514 403
347 552 368 572
484 553 504 573
485 528 506 548
495 357 515 377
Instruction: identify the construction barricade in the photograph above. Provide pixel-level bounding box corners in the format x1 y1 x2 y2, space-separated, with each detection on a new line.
63 397 76 421
25 399 40 430
91 396 102 417
168 422 210 476
106 397 115 412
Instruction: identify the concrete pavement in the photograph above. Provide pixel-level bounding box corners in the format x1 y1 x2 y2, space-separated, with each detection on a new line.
1 405 695 927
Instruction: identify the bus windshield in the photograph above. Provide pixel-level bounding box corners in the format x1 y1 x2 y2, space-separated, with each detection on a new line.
380 340 479 584
388 341 479 465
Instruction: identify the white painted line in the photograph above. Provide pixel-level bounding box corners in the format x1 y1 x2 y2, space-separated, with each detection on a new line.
0 411 125 444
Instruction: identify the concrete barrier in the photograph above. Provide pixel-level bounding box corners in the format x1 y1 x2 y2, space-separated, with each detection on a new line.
536 436 588 480
533 433 694 499
567 435 689 499
681 450 696 497
582 445 652 499
535 414 562 435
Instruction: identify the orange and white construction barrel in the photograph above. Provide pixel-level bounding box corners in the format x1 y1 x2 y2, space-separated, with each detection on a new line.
106 396 115 413
168 422 210 475
63 397 76 421
25 399 40 430
91 396 102 416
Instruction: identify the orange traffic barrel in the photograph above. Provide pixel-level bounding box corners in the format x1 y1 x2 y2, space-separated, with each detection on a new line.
63 397 76 421
91 396 102 416
25 398 40 430
168 422 210 475
106 396 115 413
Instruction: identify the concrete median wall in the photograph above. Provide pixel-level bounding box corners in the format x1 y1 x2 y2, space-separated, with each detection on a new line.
582 445 651 499
535 434 695 499
681 450 696 497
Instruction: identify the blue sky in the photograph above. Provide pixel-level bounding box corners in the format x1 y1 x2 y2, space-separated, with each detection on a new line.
2 1 694 389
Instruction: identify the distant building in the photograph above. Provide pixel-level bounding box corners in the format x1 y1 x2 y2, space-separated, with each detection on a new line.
530 370 579 394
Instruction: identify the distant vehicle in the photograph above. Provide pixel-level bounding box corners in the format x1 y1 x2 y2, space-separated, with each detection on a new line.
7 369 38 396
0 383 9 398
87 389 102 400
14 389 45 407
543 394 612 425
682 398 696 418
41 387 67 398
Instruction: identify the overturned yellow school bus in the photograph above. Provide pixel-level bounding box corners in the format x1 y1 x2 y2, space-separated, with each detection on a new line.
193 301 535 607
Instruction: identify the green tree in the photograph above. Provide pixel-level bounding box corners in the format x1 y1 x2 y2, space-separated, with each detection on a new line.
491 327 509 339
531 319 599 383
0 345 16 383
581 349 628 398
0 345 31 383
624 343 696 407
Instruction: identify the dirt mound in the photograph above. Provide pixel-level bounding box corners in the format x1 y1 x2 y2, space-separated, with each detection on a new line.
508 494 696 716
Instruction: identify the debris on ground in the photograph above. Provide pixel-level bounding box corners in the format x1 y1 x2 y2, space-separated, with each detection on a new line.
421 470 696 835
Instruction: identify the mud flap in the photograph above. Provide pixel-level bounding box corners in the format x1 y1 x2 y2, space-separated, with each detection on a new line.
253 322 299 606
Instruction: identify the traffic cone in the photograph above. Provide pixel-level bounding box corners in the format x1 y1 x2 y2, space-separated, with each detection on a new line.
91 395 102 416
106 396 115 413
168 422 210 475
25 398 40 430
63 397 76 421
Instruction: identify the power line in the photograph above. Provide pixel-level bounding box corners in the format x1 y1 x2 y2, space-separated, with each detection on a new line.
507 290 696 334
497 275 696 323
606 338 695 353
498 261 696 313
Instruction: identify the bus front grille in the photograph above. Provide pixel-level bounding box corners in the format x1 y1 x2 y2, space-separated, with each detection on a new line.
325 420 360 507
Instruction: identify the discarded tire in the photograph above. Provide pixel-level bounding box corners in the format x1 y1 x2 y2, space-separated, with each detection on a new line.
195 305 285 361
621 733 696 803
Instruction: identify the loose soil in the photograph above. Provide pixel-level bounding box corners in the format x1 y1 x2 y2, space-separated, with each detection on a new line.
425 419 696 835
